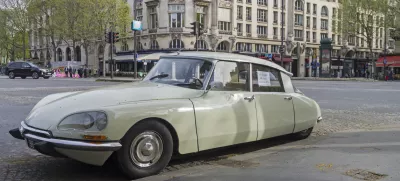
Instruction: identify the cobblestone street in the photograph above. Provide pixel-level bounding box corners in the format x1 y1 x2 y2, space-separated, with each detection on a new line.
1 77 400 180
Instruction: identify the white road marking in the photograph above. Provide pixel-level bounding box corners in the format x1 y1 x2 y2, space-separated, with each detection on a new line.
296 87 400 92
0 86 103 91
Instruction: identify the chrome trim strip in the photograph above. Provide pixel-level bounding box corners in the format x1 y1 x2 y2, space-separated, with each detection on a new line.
21 121 51 137
24 133 122 151
317 116 322 123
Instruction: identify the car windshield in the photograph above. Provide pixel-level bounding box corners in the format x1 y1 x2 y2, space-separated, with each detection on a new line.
143 58 213 90
27 62 39 68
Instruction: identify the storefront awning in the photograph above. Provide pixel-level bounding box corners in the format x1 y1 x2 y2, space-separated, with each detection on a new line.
376 56 400 67
272 54 293 63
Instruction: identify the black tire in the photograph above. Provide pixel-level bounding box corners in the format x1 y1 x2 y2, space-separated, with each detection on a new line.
8 72 15 79
21 76 26 79
43 77 50 79
291 127 313 140
116 120 173 179
32 72 39 79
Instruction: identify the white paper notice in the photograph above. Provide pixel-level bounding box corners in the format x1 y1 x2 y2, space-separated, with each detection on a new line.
257 71 271 86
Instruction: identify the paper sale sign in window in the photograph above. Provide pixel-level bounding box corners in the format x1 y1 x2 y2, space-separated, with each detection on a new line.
257 71 271 86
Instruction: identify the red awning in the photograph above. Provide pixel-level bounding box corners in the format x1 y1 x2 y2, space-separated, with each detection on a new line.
376 56 400 67
272 54 293 63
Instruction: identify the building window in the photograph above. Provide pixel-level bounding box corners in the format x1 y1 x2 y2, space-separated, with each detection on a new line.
237 23 243 33
148 6 158 29
136 9 143 21
66 48 71 61
255 44 267 52
196 5 206 25
257 25 267 35
271 45 279 53
332 34 336 43
295 30 303 38
321 19 328 30
136 42 143 50
313 4 317 14
312 17 316 29
306 31 310 41
313 32 316 40
257 9 267 22
295 0 303 11
321 33 328 39
121 42 129 51
273 0 278 7
306 3 310 13
169 39 184 49
218 21 231 31
195 40 207 50
306 17 310 27
246 7 252 21
273 11 278 23
257 0 267 6
295 14 303 26
237 6 243 20
217 41 229 51
273 27 278 36
246 24 251 34
150 40 159 49
169 5 185 28
321 6 328 16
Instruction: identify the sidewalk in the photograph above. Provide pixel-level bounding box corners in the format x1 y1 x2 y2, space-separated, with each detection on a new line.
95 76 141 83
292 77 378 82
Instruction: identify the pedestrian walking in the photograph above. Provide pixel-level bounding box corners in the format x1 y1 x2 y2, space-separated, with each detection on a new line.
389 70 394 81
366 70 370 79
69 66 73 78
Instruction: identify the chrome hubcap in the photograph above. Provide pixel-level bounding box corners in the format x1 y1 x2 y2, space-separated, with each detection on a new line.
33 73 38 78
130 131 163 168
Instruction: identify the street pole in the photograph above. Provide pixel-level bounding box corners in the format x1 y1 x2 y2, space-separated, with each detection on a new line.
110 23 114 79
280 0 284 67
133 0 138 79
196 21 199 51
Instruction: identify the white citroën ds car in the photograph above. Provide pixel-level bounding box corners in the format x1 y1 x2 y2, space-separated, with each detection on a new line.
10 51 322 179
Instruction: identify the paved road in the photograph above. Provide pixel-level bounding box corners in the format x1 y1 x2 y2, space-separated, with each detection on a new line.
0 77 399 180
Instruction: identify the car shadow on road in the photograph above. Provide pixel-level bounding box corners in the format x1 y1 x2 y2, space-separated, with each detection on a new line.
2 135 302 181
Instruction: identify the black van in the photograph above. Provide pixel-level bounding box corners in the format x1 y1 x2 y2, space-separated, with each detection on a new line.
5 62 52 79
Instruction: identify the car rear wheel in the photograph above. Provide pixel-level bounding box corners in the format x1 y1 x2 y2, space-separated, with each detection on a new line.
291 127 313 140
8 72 15 79
32 72 39 79
21 76 26 79
116 120 173 179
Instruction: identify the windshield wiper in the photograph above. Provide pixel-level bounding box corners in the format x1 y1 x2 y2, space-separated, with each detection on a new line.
149 73 169 80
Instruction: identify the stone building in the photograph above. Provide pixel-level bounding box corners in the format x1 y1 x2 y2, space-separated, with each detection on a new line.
28 0 395 77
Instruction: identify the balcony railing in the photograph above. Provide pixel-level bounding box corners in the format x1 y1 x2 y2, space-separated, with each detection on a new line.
246 33 252 37
313 39 317 43
258 34 268 39
149 29 157 33
237 32 243 36
273 35 278 40
306 38 310 42
169 27 183 32
219 30 232 35
348 42 355 46
294 37 304 41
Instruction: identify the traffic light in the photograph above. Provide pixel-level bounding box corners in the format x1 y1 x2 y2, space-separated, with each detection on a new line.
279 45 285 54
198 22 204 36
190 21 198 36
113 32 120 43
105 32 112 43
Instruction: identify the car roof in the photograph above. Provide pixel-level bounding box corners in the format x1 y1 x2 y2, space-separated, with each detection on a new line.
161 51 292 76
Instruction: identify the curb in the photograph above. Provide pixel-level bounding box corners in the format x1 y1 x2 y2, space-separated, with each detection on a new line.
292 78 378 82
95 79 139 83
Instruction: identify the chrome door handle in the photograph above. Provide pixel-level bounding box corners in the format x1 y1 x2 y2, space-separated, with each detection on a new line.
244 95 255 101
284 96 292 100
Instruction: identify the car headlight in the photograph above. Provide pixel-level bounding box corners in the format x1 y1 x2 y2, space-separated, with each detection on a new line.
58 111 108 131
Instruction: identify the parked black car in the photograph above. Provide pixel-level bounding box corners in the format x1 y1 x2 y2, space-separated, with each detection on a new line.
5 62 53 79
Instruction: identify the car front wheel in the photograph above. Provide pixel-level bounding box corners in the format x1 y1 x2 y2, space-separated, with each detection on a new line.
21 76 26 79
116 120 173 179
8 72 15 79
32 72 39 79
291 127 313 140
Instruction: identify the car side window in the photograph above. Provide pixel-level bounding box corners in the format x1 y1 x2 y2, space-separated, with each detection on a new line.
208 61 250 92
22 63 31 68
252 64 284 92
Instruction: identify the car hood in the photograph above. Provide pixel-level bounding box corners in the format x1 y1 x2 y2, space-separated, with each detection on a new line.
25 81 203 130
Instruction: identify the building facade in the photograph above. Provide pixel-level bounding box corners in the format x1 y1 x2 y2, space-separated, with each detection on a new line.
28 0 395 77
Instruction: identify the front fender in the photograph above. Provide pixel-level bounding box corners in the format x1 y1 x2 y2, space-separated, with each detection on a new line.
51 99 198 155
292 94 321 133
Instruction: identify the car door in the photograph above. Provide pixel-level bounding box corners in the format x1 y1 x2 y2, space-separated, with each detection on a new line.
11 62 23 76
21 63 32 76
251 64 295 140
191 61 258 151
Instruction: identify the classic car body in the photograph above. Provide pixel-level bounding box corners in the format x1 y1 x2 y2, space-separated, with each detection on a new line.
10 51 322 179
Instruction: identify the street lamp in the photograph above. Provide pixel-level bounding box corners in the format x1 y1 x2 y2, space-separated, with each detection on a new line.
280 0 285 67
133 0 138 79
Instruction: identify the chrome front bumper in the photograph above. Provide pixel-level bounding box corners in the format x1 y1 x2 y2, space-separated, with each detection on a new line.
13 121 121 152
317 116 323 123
